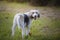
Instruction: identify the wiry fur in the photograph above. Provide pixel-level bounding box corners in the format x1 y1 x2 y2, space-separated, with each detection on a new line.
12 10 40 38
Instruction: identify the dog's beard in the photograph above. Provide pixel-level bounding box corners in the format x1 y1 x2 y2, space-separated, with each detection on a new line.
34 17 36 20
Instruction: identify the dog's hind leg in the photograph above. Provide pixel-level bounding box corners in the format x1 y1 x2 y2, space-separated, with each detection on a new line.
17 18 25 39
22 26 25 39
12 18 17 36
16 16 21 30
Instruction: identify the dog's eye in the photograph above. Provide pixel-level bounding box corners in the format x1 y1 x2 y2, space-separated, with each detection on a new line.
36 12 38 14
32 12 34 14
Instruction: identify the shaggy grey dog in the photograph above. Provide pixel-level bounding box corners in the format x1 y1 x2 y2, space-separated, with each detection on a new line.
12 9 40 38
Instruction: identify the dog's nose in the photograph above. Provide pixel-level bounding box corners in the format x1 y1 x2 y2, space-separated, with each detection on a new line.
35 16 36 18
34 16 36 20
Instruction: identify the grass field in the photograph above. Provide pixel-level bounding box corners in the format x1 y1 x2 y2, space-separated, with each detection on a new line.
0 1 60 40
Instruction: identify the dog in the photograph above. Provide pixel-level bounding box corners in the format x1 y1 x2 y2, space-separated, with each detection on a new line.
12 9 40 38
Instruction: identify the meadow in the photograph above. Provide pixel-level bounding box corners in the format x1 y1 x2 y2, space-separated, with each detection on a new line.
0 1 60 40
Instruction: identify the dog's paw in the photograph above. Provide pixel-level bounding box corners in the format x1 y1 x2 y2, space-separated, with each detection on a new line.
29 32 32 36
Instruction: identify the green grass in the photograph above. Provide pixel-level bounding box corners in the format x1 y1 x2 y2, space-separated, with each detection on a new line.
0 1 60 40
0 12 60 40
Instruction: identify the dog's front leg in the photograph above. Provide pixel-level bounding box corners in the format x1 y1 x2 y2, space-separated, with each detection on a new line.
26 27 30 36
26 22 31 36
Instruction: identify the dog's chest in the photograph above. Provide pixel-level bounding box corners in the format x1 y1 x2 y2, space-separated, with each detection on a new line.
24 14 29 25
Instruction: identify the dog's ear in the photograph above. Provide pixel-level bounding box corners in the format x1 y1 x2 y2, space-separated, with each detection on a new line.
29 12 33 18
30 14 34 19
38 14 40 18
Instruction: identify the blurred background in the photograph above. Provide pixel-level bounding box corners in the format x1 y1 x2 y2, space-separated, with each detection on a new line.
0 0 60 40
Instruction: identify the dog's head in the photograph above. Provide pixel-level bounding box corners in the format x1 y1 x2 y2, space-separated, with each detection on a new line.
30 10 40 20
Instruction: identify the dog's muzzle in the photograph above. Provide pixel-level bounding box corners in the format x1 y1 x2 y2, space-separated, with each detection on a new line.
34 14 40 20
